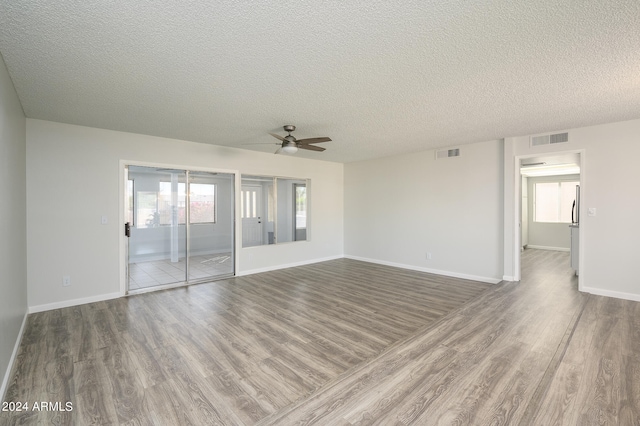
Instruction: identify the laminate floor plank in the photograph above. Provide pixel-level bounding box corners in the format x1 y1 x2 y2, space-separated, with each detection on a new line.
527 296 596 425
256 312 498 425
412 342 530 425
225 286 389 359
331 344 460 425
145 379 201 426
259 251 640 425
74 357 119 425
233 275 400 332
234 281 415 343
4 252 640 425
568 311 623 425
96 343 148 425
152 345 246 426
477 348 551 426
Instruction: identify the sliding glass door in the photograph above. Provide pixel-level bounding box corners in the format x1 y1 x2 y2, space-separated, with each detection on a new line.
125 165 234 292
187 171 234 282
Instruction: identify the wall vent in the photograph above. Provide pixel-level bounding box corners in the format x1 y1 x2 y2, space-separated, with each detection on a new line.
530 132 569 147
436 148 460 159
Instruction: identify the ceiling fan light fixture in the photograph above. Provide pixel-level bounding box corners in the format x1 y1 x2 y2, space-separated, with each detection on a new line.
281 142 298 154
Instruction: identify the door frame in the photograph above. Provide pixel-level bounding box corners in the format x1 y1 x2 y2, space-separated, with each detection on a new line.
119 160 240 296
511 149 585 288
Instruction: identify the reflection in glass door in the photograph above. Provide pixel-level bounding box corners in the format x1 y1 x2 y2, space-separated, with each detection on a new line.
241 184 264 247
187 171 234 282
125 166 234 292
294 183 307 241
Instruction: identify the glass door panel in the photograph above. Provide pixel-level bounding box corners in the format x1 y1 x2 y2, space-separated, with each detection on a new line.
126 166 187 291
187 171 235 281
294 183 307 241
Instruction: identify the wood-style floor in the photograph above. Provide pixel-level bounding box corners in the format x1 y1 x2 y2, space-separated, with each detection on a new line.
2 250 639 425
0 258 490 425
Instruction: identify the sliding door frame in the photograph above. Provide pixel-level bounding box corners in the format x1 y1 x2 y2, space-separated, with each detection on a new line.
119 160 240 296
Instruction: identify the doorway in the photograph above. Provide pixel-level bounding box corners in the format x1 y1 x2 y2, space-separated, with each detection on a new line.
516 151 582 284
125 165 235 293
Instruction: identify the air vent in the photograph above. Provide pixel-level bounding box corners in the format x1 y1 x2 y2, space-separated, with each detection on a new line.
531 132 569 147
436 148 460 159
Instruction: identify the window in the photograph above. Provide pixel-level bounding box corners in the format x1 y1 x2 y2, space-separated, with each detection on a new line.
534 181 578 223
137 191 159 228
241 187 259 219
240 175 309 246
136 182 216 228
294 184 307 229
189 183 216 224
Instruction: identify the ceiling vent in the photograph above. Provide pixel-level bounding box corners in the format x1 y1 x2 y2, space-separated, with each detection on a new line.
436 148 460 159
530 132 569 147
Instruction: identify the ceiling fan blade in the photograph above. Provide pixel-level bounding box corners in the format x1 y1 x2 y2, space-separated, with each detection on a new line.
296 137 332 145
298 144 325 152
274 147 282 154
269 133 288 142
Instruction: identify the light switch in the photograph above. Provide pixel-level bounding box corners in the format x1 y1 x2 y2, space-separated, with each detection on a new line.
101 215 108 224
587 208 596 217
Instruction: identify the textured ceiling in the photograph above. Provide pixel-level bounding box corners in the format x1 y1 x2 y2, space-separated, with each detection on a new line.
1 1 639 163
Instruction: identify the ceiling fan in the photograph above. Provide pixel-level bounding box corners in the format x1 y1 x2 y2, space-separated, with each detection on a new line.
269 125 332 154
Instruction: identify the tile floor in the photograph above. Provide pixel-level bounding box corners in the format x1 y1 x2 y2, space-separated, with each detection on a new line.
128 253 233 290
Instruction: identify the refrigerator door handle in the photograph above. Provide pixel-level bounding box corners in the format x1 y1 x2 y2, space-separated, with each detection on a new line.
571 200 576 224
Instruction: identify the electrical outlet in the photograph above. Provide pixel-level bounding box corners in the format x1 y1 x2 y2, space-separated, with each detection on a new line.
63 276 71 287
426 252 432 260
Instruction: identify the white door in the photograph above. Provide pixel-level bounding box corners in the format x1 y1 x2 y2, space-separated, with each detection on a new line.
241 185 263 247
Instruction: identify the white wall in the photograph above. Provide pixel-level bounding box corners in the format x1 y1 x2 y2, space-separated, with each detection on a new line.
505 118 640 300
526 174 579 251
0 53 27 398
26 119 344 311
344 139 504 283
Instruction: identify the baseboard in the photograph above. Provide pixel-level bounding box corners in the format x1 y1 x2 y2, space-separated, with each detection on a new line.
28 292 123 314
27 253 503 311
582 286 640 302
237 255 344 277
1 311 28 401
526 245 570 252
502 275 516 282
344 255 502 284
29 256 340 310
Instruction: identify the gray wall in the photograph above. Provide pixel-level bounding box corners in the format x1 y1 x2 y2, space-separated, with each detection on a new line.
345 139 504 283
0 52 27 397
